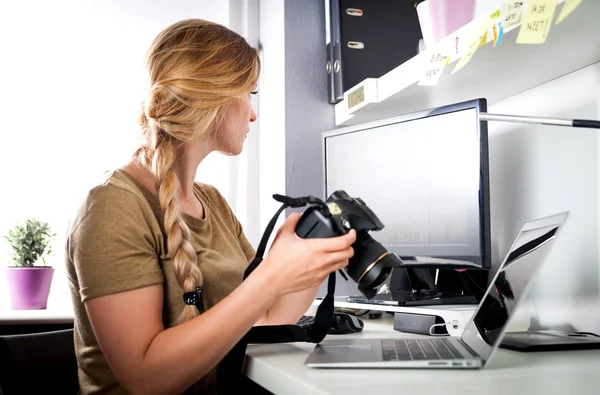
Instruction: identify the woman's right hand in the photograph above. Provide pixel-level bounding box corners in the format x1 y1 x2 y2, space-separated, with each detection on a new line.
259 212 357 296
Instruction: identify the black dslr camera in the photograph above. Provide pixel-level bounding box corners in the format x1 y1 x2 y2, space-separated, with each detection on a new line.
295 190 403 299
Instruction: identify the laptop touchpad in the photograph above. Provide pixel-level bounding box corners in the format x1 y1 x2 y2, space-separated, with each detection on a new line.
312 339 382 362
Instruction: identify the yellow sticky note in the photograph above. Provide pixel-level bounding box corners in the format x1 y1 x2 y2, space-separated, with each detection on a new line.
503 1 524 26
556 0 583 24
418 51 449 86
451 24 488 74
516 0 558 44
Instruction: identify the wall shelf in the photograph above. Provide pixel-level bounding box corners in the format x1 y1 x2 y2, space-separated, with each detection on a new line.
334 0 600 127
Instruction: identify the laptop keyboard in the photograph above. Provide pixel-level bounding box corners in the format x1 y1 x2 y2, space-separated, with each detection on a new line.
382 338 465 361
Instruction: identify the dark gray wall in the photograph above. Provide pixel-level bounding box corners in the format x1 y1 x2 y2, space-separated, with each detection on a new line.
283 0 359 297
284 0 333 200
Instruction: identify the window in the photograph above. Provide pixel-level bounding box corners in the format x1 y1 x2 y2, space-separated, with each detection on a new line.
0 0 237 308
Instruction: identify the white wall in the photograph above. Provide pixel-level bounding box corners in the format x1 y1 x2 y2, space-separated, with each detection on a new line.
0 0 233 307
257 0 287 243
227 0 261 247
482 61 600 334
486 62 600 307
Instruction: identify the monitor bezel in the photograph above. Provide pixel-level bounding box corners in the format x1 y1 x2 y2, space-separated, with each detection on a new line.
321 98 491 270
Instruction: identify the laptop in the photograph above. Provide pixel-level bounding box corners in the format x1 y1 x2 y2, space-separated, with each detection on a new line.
305 212 569 369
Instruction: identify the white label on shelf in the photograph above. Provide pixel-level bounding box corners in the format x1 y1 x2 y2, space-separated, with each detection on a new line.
556 0 583 24
347 85 365 109
417 51 449 87
516 0 558 44
503 1 524 26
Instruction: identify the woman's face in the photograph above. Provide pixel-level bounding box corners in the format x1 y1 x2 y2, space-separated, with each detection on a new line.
217 92 257 156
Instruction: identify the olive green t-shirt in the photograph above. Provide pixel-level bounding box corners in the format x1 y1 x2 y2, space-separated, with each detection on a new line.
65 169 255 394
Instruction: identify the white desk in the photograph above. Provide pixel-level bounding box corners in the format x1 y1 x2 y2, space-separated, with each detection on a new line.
244 316 600 395
0 295 74 325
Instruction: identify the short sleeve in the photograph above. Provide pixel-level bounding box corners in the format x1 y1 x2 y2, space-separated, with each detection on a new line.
67 185 164 302
237 224 256 262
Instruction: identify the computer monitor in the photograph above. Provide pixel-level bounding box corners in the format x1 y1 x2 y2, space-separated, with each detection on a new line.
322 98 491 304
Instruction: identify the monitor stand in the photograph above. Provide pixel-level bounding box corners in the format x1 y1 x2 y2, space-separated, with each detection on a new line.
346 267 485 307
345 290 479 307
395 292 479 307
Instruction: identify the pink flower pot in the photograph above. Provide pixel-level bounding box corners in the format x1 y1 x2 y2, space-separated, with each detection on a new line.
416 0 477 49
6 266 54 309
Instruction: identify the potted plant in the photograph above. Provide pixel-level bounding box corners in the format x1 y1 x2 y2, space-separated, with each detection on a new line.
4 218 56 309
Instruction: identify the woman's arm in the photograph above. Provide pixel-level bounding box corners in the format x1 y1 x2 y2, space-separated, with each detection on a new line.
254 214 354 326
84 213 355 395
255 285 321 326
85 263 279 395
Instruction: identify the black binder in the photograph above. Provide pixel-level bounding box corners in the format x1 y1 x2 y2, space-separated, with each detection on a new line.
330 0 344 103
325 0 340 104
325 0 423 102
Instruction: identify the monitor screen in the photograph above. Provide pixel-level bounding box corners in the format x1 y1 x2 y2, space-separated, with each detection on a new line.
323 99 491 269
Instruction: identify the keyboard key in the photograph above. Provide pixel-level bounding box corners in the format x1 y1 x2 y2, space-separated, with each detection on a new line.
382 340 397 361
407 339 427 360
419 340 441 359
297 315 315 328
442 338 464 359
430 338 457 359
394 340 412 360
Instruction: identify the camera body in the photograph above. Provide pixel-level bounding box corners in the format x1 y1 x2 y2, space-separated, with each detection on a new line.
295 190 403 299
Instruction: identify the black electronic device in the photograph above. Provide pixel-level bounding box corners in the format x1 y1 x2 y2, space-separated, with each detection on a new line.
330 312 364 334
297 313 364 335
295 190 404 299
320 98 491 305
500 331 600 352
393 311 450 336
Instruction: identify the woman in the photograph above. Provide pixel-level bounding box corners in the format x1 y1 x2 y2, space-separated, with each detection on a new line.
65 19 356 395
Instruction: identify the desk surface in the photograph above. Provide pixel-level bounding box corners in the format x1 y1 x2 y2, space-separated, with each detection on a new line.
244 316 600 395
0 295 74 324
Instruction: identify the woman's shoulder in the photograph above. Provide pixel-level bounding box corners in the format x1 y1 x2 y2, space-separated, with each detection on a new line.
85 169 148 206
68 170 154 233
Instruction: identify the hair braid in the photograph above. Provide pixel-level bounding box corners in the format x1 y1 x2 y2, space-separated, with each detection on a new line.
152 133 204 323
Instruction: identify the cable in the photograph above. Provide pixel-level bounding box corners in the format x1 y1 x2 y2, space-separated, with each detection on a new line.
429 320 459 336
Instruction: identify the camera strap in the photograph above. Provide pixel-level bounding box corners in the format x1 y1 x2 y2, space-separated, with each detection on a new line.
242 193 336 344
216 194 337 392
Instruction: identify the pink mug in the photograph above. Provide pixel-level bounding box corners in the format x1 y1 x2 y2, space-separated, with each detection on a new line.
416 0 477 49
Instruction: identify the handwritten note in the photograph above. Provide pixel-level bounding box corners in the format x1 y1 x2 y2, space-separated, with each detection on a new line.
451 24 488 74
516 0 558 44
418 51 449 86
556 0 583 24
503 1 524 26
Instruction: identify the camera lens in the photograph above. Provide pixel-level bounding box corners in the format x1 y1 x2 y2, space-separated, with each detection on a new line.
345 233 403 299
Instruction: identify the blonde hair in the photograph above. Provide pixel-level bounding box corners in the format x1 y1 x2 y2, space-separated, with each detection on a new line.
136 19 260 323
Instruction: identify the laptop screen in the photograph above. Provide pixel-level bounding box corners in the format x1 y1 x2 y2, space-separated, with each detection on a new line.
459 212 568 363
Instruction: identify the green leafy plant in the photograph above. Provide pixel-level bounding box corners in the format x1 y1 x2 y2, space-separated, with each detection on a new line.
4 219 56 267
